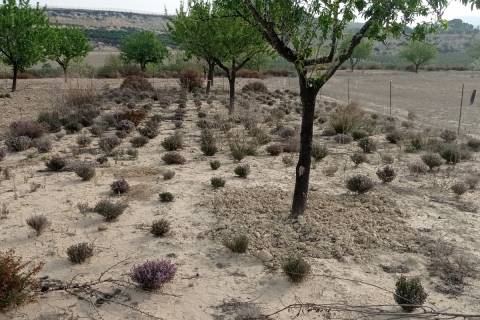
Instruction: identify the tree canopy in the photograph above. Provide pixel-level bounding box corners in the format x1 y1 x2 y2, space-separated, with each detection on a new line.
0 0 49 91
340 35 373 71
120 31 168 72
46 27 92 81
400 41 437 73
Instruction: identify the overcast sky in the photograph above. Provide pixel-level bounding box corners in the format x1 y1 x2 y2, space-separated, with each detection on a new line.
38 0 480 20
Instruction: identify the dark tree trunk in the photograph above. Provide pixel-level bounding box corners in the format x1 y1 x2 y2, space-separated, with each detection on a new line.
63 66 68 82
140 63 146 73
12 66 18 92
206 61 215 95
414 64 419 73
228 70 236 114
290 73 321 219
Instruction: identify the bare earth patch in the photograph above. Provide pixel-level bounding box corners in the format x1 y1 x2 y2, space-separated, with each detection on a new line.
211 187 420 265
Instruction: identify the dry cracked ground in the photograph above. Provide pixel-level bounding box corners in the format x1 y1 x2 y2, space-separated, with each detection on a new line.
0 73 480 320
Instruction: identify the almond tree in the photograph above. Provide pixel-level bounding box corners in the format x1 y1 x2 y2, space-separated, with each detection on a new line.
223 0 480 218
120 31 168 73
46 27 92 81
0 0 49 92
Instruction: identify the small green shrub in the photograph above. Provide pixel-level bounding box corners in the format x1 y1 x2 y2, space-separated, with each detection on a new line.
266 143 283 156
394 276 427 312
200 129 218 156
99 135 121 153
224 235 249 253
467 137 480 152
440 129 457 143
386 130 403 144
421 153 443 170
150 219 170 237
440 144 462 164
76 135 92 148
329 103 363 134
5 135 33 152
408 161 428 175
131 136 149 148
75 163 96 181
282 256 311 283
351 129 368 140
93 200 128 222
451 182 468 197
211 177 226 189
346 175 374 194
159 192 174 203
67 242 94 264
162 132 184 151
358 137 377 153
210 160 221 170
234 164 250 178
334 134 353 144
350 152 367 166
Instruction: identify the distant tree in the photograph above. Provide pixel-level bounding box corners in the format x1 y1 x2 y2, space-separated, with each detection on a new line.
120 31 168 73
0 0 49 92
169 1 218 94
46 27 92 81
341 36 373 71
400 41 437 73
468 40 480 60
220 0 480 218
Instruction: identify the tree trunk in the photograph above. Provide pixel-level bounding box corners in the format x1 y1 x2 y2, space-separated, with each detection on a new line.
290 73 320 219
206 61 215 95
11 66 18 92
63 66 68 82
415 64 419 73
228 71 236 114
140 63 146 73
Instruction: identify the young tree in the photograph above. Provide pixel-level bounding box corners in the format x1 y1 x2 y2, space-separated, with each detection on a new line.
222 0 480 218
341 36 373 71
169 1 217 94
400 41 437 73
46 27 92 81
0 0 49 92
120 31 168 73
211 4 270 113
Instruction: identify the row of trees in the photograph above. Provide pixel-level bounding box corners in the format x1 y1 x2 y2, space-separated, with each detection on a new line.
169 0 479 218
0 0 91 91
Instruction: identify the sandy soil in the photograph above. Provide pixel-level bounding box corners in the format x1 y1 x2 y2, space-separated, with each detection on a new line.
0 74 479 319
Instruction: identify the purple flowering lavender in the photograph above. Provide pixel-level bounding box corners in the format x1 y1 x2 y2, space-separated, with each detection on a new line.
130 260 177 290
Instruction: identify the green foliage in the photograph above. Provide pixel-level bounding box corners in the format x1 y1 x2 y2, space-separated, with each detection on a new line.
0 0 49 91
211 177 226 189
210 160 221 170
341 35 373 71
151 219 170 237
394 276 427 312
120 31 168 71
234 164 250 178
400 41 437 72
45 27 91 80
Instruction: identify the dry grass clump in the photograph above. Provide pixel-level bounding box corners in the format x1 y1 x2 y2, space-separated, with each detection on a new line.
163 169 175 180
346 175 374 194
211 177 226 189
440 129 457 143
75 163 96 181
234 164 250 178
394 276 428 312
334 134 353 144
0 148 5 161
93 200 128 222
311 143 328 162
376 166 396 183
63 82 98 107
465 175 480 190
130 136 149 148
162 132 184 151
26 215 49 236
179 69 203 92
76 135 92 148
230 140 257 161
151 219 170 237
37 111 62 133
242 81 268 93
350 152 367 166
357 137 377 153
99 135 121 153
120 76 154 91
34 137 52 153
322 165 338 177
282 256 311 283
351 129 368 140
266 143 283 156
386 130 403 144
224 235 249 253
0 250 43 311
329 103 363 134
138 120 159 138
67 242 94 264
162 152 186 165
408 161 429 175
9 120 45 139
200 129 218 156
